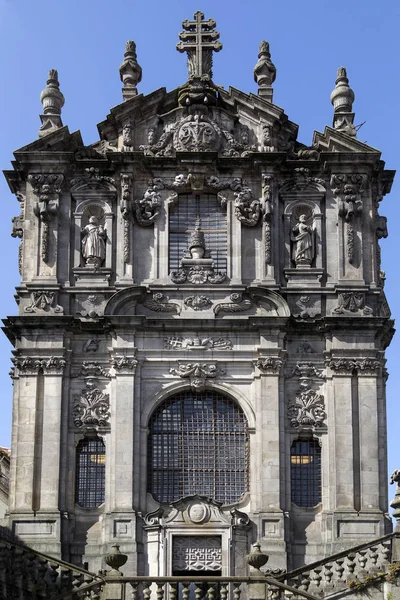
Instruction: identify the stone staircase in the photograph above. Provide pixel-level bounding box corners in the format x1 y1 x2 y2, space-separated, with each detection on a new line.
276 533 395 597
0 533 104 599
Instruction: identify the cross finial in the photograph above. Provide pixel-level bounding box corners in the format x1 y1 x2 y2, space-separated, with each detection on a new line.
177 11 222 81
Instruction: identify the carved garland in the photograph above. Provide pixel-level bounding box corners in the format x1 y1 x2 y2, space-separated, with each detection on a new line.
170 362 225 392
330 174 365 264
28 174 64 264
120 174 133 262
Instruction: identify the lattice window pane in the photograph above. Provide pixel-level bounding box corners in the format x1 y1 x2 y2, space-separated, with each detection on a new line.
290 439 321 507
148 392 248 504
169 194 227 272
75 438 105 508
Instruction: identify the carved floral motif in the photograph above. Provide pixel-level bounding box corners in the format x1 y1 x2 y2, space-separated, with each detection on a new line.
214 293 252 315
73 384 110 428
184 295 213 310
327 358 382 374
25 291 63 314
170 362 225 391
142 293 180 314
234 186 262 226
256 357 282 373
13 356 66 375
171 266 226 285
164 336 233 350
112 356 138 372
288 388 326 428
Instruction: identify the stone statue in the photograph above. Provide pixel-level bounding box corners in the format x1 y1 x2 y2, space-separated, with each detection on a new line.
81 216 106 267
291 214 314 266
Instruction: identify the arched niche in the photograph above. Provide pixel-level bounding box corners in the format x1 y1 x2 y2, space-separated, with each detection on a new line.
248 286 291 317
71 181 116 271
104 286 146 316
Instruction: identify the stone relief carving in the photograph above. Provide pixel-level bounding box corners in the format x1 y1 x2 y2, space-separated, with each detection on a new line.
171 221 226 284
234 186 262 226
73 378 110 428
111 356 138 372
333 292 372 315
280 168 325 192
77 294 105 318
256 357 283 374
330 173 365 264
83 339 99 353
120 174 133 263
142 292 180 314
81 216 107 268
164 336 233 350
288 361 326 429
11 199 24 276
70 167 115 190
291 295 321 319
134 181 162 226
214 293 253 315
170 362 225 391
288 387 326 429
291 214 315 267
72 361 111 379
183 295 213 310
122 123 133 148
24 290 63 314
13 356 66 375
327 358 382 375
262 175 273 263
139 114 256 158
28 173 64 263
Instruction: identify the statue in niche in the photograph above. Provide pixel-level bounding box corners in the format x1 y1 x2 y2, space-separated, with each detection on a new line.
291 214 315 266
81 216 107 267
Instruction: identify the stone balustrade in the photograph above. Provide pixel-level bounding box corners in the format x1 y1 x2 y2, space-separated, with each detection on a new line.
276 533 393 596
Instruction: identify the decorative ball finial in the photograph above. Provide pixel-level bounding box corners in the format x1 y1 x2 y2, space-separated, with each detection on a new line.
254 41 276 103
119 40 142 101
330 66 356 137
38 69 65 138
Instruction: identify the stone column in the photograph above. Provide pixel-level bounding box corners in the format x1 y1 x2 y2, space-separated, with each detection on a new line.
357 364 381 511
109 353 137 511
39 360 65 510
12 370 39 511
254 351 286 569
327 360 357 509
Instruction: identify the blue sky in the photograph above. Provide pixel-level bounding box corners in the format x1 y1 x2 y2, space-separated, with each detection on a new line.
0 0 399 508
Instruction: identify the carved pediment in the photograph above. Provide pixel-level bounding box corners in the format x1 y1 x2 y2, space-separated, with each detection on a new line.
144 495 250 528
312 126 380 153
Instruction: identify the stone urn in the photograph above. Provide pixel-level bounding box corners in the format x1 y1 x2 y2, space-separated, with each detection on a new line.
245 541 269 572
104 544 128 576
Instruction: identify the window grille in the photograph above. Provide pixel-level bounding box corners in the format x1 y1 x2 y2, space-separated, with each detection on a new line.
169 194 227 272
290 439 321 507
148 392 248 504
75 437 105 508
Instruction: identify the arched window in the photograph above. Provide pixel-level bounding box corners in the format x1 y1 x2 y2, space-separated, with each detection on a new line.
290 439 321 507
75 437 105 508
169 194 227 273
148 391 248 504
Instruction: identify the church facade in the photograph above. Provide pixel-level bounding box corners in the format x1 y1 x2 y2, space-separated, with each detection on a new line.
3 12 395 577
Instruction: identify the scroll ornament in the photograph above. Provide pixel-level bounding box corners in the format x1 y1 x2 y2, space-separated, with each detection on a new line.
73 382 110 428
170 362 225 391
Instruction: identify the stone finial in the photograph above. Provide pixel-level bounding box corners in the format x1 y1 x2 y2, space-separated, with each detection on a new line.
245 541 269 572
330 66 356 137
254 41 276 103
104 543 128 577
390 470 400 530
119 40 142 101
189 218 206 259
38 70 65 138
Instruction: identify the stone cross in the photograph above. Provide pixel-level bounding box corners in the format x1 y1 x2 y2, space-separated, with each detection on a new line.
176 11 222 80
